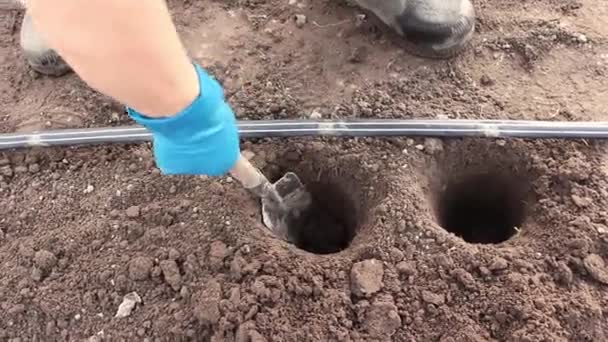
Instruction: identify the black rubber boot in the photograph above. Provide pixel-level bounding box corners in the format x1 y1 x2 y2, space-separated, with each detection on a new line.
19 12 72 76
397 0 475 58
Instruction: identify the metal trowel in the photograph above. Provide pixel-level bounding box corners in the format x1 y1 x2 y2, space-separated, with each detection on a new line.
229 154 312 241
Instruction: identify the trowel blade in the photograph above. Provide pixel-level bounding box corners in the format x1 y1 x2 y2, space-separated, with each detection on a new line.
261 172 312 241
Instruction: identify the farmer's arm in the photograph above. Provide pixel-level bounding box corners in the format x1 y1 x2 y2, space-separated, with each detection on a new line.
26 0 240 176
27 0 198 117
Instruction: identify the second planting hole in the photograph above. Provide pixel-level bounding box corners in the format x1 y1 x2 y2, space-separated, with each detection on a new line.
436 172 529 244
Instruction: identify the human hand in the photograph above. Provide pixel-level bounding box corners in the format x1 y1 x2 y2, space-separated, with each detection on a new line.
127 63 240 176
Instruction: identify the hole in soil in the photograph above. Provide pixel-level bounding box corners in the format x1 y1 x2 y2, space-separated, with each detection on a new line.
436 172 528 244
262 148 385 255
285 180 358 255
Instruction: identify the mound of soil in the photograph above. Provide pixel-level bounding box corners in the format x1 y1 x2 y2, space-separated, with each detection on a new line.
1 0 608 341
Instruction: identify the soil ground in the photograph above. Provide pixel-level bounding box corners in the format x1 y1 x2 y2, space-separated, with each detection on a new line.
1 0 608 341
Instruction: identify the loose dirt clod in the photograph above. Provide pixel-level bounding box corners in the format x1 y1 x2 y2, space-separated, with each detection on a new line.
583 254 608 284
159 260 182 291
421 290 445 305
364 297 401 337
128 256 154 281
33 249 57 273
0 166 12 177
168 248 181 261
555 261 574 286
489 256 509 271
396 261 416 277
452 268 477 290
193 280 222 325
249 330 267 342
351 259 384 297
208 240 229 270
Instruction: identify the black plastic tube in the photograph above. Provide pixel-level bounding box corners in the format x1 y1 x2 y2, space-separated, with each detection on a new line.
1 119 608 150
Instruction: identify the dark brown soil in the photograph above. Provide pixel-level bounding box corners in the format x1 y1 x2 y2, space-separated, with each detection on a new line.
1 0 608 341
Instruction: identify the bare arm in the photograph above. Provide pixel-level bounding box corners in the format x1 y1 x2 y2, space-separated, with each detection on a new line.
27 0 199 117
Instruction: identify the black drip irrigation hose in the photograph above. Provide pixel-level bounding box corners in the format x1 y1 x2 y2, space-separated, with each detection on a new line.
1 119 608 150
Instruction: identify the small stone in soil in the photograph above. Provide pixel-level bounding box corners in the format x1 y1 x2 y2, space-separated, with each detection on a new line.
180 286 190 299
294 14 306 28
571 194 592 208
351 259 384 297
28 164 40 173
115 292 142 318
125 205 140 218
423 138 443 154
31 267 43 281
309 109 322 119
480 74 495 86
577 34 588 43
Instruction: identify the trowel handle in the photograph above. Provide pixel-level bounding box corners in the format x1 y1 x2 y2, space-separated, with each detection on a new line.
229 154 270 191
229 154 284 205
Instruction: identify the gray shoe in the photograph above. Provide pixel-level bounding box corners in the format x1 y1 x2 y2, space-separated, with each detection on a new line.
19 12 72 76
353 0 475 58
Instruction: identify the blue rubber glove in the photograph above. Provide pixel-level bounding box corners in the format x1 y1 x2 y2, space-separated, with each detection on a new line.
126 63 240 176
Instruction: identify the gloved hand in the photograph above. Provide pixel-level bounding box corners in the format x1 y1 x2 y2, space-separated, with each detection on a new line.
127 63 240 176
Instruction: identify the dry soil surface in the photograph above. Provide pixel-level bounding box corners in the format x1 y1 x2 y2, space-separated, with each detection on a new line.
1 0 608 341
